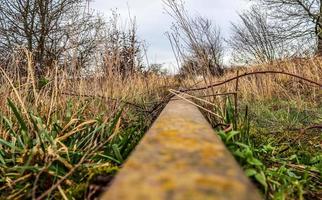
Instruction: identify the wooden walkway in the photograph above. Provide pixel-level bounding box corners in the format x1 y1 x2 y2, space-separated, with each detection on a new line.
101 98 261 200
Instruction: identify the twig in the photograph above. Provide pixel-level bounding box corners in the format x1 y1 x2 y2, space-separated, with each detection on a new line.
169 89 217 106
234 70 239 129
170 92 237 100
60 91 148 112
169 89 224 119
304 124 322 130
182 70 322 92
282 124 322 133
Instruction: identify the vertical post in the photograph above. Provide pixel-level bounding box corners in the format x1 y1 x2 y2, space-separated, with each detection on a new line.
234 70 239 129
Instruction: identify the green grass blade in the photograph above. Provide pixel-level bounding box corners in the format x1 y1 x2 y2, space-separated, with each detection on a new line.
0 138 22 151
7 99 28 132
112 144 124 163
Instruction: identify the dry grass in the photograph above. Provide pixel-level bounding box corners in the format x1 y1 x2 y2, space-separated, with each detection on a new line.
1 51 321 199
0 53 175 199
181 57 321 102
176 57 322 199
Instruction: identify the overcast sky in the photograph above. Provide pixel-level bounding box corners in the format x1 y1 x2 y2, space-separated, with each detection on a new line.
90 0 250 72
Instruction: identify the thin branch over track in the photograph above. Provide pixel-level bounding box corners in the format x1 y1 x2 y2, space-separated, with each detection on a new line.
181 70 322 92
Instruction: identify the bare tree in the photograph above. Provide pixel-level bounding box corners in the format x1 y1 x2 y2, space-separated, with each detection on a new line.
102 11 143 79
164 0 224 76
0 0 104 76
63 6 105 75
229 7 283 64
259 0 322 55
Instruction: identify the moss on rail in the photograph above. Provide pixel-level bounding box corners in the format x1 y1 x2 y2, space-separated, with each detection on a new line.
101 98 261 200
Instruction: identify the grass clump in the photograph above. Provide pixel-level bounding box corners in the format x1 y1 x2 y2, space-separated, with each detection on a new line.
216 98 321 199
0 97 152 199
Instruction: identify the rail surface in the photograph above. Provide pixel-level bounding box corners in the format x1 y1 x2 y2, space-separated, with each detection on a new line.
101 97 262 200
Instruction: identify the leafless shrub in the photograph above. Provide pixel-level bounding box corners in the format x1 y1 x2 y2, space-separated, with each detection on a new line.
0 0 105 77
164 0 224 77
229 7 287 64
259 0 321 55
101 11 144 79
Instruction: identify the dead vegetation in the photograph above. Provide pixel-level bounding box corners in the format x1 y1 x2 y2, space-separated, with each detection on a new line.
0 0 321 199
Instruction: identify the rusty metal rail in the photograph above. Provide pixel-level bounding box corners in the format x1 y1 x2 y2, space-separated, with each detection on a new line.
101 98 262 200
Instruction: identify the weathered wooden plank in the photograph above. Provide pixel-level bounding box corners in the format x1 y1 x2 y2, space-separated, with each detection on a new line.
101 98 262 200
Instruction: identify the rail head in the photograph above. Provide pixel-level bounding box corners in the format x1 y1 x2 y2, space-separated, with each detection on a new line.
101 97 262 200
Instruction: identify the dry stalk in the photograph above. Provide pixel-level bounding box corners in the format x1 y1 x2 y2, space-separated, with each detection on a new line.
183 70 322 93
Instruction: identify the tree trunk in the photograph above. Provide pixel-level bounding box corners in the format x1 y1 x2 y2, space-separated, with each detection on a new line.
317 0 322 56
317 36 322 56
